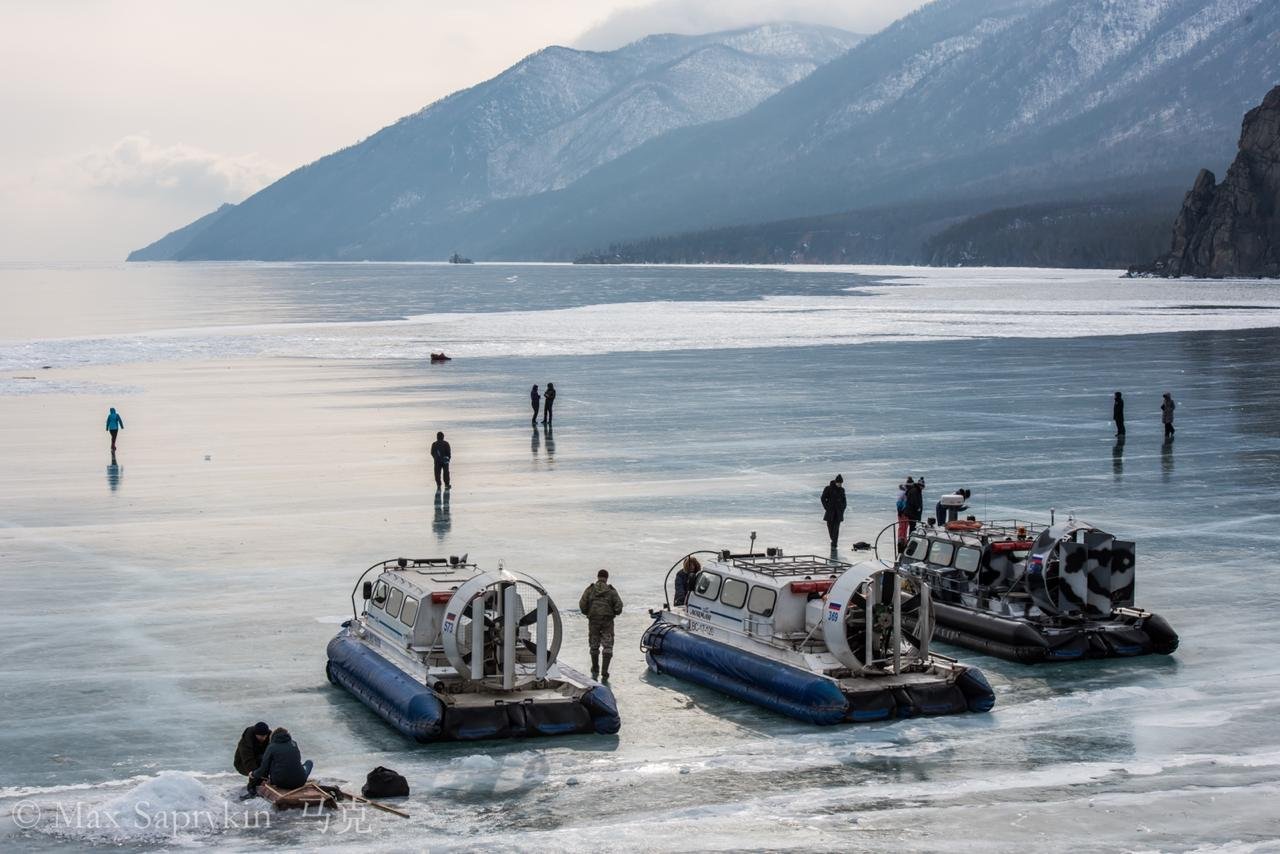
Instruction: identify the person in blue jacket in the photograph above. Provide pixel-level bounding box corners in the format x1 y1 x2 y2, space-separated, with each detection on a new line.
105 407 124 451
248 728 313 794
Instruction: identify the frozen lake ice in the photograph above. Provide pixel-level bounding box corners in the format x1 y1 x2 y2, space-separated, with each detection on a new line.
1 262 1278 851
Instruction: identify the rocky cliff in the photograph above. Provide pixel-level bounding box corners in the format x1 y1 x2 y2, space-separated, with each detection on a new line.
1135 84 1280 278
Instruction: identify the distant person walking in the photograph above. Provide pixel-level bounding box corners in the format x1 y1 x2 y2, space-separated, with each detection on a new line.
542 383 556 425
1161 393 1176 439
579 569 623 680
530 384 541 425
1113 392 1125 437
105 407 124 451
821 474 847 548
430 431 452 489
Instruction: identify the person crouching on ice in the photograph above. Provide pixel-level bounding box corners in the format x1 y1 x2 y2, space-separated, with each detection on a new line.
234 721 271 776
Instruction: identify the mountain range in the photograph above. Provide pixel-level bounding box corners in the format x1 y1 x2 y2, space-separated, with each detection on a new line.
132 0 1280 264
128 23 860 261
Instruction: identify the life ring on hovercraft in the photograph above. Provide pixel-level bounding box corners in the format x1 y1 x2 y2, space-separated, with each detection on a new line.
945 520 983 532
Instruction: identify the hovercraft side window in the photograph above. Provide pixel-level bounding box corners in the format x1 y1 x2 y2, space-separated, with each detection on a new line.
904 537 926 558
695 572 722 600
720 578 749 609
927 540 955 567
747 585 776 617
370 581 389 609
386 587 404 620
400 596 419 627
953 546 980 573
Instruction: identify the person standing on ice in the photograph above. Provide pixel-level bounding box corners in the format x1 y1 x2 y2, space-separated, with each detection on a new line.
430 431 452 489
579 569 623 680
1113 392 1125 437
530 384 541 425
821 474 847 549
542 382 556 425
105 407 124 451
1161 393 1176 439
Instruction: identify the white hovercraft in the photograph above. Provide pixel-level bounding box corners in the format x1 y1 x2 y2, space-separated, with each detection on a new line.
327 556 620 741
641 547 994 724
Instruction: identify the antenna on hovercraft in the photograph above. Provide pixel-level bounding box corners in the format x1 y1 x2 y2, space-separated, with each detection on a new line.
1050 507 1056 526
749 531 757 553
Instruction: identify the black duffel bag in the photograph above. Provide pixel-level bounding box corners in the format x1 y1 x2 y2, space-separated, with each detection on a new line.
362 766 409 798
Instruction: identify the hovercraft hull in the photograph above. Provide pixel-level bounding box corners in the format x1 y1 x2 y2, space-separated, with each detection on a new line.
926 602 1179 663
641 621 994 724
326 631 620 742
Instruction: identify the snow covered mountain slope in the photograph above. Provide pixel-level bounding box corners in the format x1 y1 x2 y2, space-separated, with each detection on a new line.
132 23 858 261
136 0 1280 262
451 0 1280 260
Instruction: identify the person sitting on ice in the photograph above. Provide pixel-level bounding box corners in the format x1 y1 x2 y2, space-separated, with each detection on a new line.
673 556 701 606
248 727 313 794
233 721 271 776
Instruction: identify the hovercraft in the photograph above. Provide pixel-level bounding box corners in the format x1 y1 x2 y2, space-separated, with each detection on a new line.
327 556 620 742
885 516 1179 663
641 548 995 725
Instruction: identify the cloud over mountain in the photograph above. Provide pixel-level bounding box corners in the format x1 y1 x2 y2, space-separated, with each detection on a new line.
76 135 278 202
573 0 923 49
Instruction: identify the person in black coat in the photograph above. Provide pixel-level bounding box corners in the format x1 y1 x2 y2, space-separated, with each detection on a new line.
904 478 925 533
233 721 270 776
430 431 451 489
1113 391 1125 437
820 474 847 547
530 385 541 425
249 728 313 792
542 383 557 425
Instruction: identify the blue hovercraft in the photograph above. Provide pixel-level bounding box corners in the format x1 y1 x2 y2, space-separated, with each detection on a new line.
642 548 995 725
327 556 619 742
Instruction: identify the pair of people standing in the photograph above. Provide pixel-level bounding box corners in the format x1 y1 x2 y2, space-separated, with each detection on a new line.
530 383 556 425
1112 392 1176 438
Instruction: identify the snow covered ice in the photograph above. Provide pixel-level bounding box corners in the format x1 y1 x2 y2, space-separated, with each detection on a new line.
2 262 1280 851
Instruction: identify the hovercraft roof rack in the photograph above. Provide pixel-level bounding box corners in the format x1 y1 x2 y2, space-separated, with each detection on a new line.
717 551 851 578
379 556 477 573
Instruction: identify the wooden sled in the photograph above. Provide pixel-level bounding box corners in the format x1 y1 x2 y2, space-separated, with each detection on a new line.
258 781 339 811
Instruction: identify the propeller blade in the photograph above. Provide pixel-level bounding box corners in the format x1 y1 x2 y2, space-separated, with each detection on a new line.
518 609 538 627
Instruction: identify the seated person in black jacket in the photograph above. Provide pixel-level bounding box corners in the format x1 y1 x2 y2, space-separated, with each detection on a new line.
233 721 271 776
248 728 313 793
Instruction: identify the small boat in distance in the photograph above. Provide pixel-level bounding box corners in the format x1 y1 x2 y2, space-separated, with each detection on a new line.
888 516 1178 663
642 548 995 725
327 556 620 742
448 252 474 264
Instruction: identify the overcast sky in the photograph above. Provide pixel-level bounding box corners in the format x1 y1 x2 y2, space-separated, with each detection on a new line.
0 0 924 263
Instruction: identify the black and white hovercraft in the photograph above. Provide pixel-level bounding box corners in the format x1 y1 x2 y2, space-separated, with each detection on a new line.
327 556 620 741
641 548 995 725
882 513 1179 663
